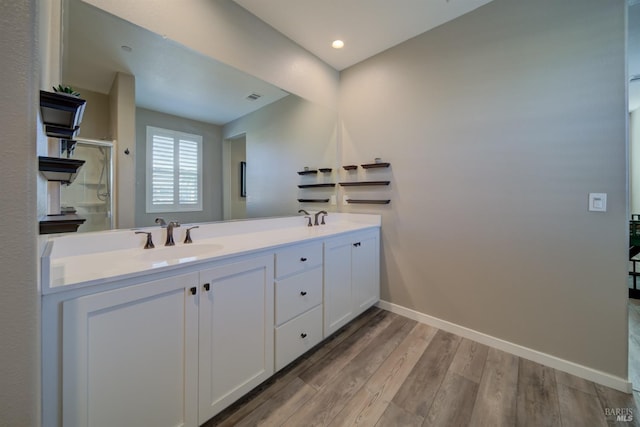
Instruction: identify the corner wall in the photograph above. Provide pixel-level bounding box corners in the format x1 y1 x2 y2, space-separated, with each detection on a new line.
340 0 628 379
0 0 39 424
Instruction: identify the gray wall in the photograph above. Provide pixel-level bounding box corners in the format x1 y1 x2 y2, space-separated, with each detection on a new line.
340 0 628 377
74 86 111 140
135 107 223 226
223 94 337 218
0 0 39 425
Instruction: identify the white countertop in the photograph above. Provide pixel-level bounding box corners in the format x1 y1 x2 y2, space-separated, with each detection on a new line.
40 213 380 294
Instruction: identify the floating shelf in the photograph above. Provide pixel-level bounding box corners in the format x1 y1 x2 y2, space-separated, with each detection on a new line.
297 183 336 188
361 162 390 169
318 168 333 173
339 181 390 187
40 90 86 131
44 125 80 139
342 165 358 170
297 198 330 203
39 156 85 184
346 199 391 205
39 214 86 234
297 170 318 175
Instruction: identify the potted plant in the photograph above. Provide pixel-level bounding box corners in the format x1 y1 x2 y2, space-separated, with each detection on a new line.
52 84 81 97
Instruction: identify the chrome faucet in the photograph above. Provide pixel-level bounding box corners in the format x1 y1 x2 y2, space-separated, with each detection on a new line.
314 211 328 226
165 221 181 246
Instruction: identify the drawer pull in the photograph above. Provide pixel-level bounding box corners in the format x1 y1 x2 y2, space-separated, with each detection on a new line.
189 287 197 295
300 257 308 262
300 333 308 339
353 242 361 247
300 291 307 296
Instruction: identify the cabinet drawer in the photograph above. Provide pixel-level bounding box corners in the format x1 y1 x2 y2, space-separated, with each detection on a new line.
275 305 323 371
275 267 322 325
275 242 322 278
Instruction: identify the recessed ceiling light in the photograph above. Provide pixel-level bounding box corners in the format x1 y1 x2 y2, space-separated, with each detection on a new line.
121 45 132 52
332 40 344 49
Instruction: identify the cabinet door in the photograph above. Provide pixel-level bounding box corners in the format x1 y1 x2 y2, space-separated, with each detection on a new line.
352 230 380 313
323 235 355 337
198 255 274 422
62 273 199 427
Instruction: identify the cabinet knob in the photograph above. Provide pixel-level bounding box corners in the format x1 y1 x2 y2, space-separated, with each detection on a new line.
190 287 197 295
300 257 307 262
353 242 361 247
203 283 210 291
300 291 307 296
300 333 307 339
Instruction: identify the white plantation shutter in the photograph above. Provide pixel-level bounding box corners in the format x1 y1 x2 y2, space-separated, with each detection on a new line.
146 126 203 212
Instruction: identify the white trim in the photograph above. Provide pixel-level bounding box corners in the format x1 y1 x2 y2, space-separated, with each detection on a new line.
376 300 633 394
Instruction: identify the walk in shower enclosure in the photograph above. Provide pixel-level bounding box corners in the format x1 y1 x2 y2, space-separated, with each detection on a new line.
60 139 114 232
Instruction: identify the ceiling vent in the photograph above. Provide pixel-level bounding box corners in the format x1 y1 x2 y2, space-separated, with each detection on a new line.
246 93 262 101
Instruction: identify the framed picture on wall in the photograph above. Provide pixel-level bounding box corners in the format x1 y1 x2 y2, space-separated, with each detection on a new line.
240 161 246 198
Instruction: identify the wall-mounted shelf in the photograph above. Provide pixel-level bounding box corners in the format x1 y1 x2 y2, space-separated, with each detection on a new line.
361 162 390 169
297 183 336 188
342 165 358 170
39 156 85 184
297 170 318 175
39 214 86 234
297 199 330 203
346 199 391 205
318 168 333 173
40 90 86 135
339 181 390 187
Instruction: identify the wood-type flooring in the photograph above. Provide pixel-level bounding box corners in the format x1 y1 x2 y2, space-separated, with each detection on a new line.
204 307 640 427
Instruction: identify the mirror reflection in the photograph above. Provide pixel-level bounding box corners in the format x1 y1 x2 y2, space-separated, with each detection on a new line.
61 0 337 230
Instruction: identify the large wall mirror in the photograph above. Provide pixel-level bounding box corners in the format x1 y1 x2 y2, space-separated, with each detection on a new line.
61 0 337 229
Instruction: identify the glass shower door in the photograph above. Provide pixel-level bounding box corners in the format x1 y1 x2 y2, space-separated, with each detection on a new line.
60 140 114 232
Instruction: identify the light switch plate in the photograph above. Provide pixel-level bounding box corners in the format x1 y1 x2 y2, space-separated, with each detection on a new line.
588 193 607 212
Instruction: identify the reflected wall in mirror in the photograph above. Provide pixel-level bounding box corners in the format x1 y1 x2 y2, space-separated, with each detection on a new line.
61 0 337 228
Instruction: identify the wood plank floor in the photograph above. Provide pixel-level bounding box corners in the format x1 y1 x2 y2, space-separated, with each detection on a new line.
204 307 640 427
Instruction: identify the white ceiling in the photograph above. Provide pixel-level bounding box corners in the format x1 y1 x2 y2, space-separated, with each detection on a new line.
63 0 289 126
233 0 495 71
64 0 640 124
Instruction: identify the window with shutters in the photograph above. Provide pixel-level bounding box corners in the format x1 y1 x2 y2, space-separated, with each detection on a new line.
145 126 203 213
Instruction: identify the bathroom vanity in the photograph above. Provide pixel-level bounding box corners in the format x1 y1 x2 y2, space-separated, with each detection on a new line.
40 213 380 427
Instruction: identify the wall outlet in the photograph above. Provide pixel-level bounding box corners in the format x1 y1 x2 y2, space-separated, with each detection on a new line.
588 193 606 212
330 195 336 205
343 194 349 205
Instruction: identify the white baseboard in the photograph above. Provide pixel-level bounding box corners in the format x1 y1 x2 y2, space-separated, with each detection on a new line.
376 300 632 394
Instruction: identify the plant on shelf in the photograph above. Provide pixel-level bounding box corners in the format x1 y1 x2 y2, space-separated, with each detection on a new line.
52 84 80 97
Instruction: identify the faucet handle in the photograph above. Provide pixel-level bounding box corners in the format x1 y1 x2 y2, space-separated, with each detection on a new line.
135 231 155 249
155 217 167 227
304 216 312 227
320 214 327 225
184 226 199 244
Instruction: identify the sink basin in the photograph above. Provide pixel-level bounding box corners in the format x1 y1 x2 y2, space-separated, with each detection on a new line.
135 243 223 263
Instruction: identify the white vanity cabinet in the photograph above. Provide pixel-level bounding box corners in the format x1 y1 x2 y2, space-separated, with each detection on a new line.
198 254 274 422
43 216 382 427
274 242 324 371
62 272 200 427
324 229 380 337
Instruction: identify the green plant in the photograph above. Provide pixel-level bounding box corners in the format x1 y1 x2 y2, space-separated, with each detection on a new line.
52 84 80 97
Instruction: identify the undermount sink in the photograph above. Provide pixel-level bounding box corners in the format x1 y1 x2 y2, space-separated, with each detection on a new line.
135 243 224 262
